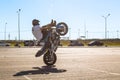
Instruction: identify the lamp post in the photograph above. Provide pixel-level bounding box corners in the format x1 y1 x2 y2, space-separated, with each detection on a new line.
107 31 109 39
117 30 119 39
84 22 86 39
69 28 71 40
86 31 88 39
102 14 110 39
17 9 21 42
4 22 7 40
78 29 80 39
8 33 10 40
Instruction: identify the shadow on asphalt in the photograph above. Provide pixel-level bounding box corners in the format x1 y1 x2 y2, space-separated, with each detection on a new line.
13 65 67 76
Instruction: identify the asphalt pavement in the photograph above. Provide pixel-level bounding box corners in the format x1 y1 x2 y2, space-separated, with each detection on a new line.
0 47 120 80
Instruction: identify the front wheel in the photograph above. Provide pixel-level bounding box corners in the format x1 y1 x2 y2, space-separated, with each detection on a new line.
43 51 57 66
56 22 68 36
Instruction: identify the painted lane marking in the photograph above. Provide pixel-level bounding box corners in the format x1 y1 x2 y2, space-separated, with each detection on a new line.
23 75 32 80
88 68 120 76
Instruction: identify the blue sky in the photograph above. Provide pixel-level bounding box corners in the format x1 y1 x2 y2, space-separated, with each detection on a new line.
0 0 120 40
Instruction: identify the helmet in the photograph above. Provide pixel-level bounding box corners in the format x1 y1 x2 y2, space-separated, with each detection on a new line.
32 19 40 26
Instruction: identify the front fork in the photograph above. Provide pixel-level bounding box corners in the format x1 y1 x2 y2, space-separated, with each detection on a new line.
45 31 59 60
46 35 55 60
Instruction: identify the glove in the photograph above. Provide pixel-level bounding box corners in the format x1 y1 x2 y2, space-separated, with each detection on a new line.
53 20 56 26
51 19 53 24
50 19 56 26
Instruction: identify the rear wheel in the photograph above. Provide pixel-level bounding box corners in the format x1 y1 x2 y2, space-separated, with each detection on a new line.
43 50 57 66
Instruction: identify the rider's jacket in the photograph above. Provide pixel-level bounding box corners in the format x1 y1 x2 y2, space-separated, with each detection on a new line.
32 25 43 41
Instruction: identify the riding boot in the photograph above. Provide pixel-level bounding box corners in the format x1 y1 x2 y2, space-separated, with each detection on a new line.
35 42 49 57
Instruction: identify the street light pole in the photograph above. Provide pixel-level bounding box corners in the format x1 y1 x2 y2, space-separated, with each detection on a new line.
117 30 119 39
102 14 110 39
69 28 71 40
17 9 21 42
78 29 80 39
4 22 7 40
8 33 10 40
86 31 88 39
84 21 86 39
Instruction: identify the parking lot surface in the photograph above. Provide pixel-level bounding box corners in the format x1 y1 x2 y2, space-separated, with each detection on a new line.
0 47 120 80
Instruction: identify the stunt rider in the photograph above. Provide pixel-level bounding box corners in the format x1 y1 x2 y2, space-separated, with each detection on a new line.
32 19 56 57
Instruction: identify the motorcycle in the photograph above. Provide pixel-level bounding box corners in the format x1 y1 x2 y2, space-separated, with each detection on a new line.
42 22 68 65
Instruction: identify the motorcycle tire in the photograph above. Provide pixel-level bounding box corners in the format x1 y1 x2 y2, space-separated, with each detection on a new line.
56 22 68 36
43 51 57 66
